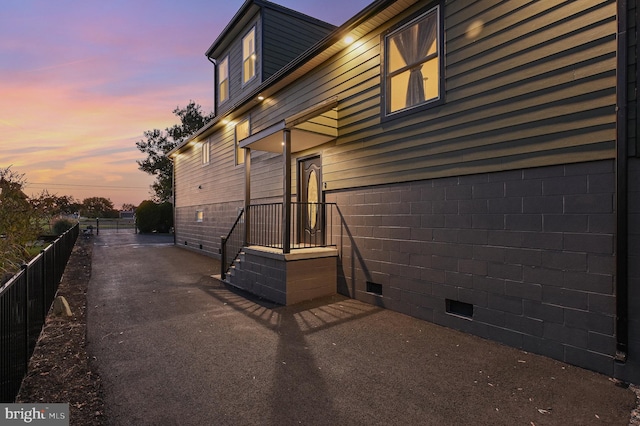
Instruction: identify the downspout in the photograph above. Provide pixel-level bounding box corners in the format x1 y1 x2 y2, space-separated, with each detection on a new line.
172 156 177 246
615 0 629 362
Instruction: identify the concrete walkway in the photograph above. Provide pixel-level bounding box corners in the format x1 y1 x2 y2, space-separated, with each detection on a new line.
87 232 636 425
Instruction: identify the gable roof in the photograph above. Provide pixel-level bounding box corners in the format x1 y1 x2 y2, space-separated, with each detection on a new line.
205 0 336 59
170 0 416 157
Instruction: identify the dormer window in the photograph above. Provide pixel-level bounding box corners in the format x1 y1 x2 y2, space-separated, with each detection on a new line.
242 27 256 84
218 56 229 103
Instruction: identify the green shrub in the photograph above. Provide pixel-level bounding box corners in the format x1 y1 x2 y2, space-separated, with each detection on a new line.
157 202 174 233
136 200 160 233
52 218 75 235
136 200 174 233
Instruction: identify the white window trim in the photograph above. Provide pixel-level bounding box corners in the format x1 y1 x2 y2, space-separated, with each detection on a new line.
242 27 257 85
383 4 442 118
218 56 229 104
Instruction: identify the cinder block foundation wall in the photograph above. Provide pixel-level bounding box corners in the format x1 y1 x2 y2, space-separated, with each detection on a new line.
326 160 617 376
175 201 243 257
231 250 337 305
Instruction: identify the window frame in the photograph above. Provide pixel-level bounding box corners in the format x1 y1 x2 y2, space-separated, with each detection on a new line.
195 210 204 223
242 27 257 85
380 3 444 121
218 56 229 104
235 118 250 166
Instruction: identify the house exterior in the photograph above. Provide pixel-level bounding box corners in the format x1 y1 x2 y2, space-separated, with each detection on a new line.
169 0 640 384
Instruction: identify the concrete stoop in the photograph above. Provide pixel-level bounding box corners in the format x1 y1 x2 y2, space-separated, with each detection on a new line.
224 246 338 305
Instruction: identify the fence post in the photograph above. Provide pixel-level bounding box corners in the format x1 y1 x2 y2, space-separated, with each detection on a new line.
221 236 227 280
40 249 46 324
96 218 99 235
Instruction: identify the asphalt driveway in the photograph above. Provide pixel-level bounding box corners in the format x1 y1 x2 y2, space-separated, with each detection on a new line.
86 232 636 425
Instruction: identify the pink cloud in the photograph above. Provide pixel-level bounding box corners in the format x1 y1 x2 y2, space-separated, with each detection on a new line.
0 0 369 207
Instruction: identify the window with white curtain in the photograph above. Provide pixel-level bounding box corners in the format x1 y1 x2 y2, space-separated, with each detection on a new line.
384 5 441 116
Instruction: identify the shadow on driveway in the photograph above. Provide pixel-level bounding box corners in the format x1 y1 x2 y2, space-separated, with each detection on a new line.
87 233 636 426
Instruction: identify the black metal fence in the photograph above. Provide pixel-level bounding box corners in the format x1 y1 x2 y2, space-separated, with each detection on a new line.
0 224 79 402
78 217 136 234
247 202 338 249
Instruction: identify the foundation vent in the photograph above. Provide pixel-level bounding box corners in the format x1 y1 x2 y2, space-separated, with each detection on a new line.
366 281 383 296
446 299 473 319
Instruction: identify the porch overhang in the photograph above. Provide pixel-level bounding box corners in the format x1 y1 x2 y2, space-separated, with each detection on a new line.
239 97 338 153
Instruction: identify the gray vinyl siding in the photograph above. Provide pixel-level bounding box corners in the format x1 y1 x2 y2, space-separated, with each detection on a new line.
250 150 284 201
172 0 639 383
185 0 616 256
262 8 335 80
174 127 243 207
329 0 616 189
246 0 616 190
216 7 333 118
173 125 245 256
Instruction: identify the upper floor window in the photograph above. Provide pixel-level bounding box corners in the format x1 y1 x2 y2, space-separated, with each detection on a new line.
218 56 229 104
242 27 256 84
235 119 250 165
383 5 442 117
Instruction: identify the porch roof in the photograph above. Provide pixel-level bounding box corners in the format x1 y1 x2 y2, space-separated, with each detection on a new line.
239 97 338 153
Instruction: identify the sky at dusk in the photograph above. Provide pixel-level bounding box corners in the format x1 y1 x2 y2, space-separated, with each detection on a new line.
0 0 371 209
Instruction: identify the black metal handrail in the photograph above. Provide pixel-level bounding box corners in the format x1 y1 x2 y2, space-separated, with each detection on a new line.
247 203 282 249
220 202 338 279
247 202 337 250
220 209 245 280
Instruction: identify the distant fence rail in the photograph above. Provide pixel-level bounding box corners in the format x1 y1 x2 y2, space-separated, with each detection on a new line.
78 217 136 234
0 224 79 402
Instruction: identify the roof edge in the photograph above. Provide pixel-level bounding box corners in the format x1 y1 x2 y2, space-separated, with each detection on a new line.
205 0 336 59
172 0 396 157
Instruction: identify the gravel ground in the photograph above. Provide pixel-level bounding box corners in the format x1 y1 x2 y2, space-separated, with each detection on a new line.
16 235 105 425
631 385 640 426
